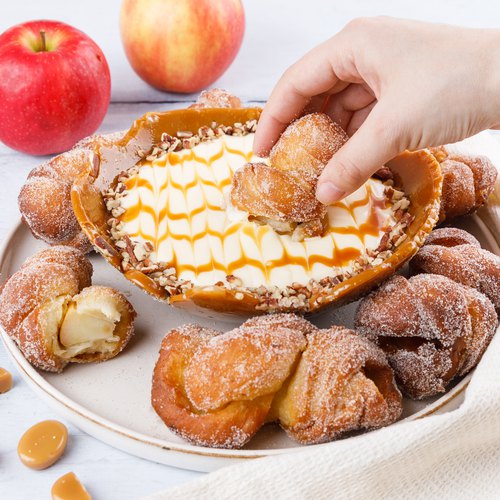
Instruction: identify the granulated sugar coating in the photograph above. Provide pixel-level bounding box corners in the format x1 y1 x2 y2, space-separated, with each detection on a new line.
189 88 242 109
0 246 92 372
269 113 348 179
0 246 135 373
412 241 500 312
430 147 498 222
355 273 498 399
445 154 498 205
185 325 306 412
422 227 481 248
151 315 402 448
151 323 272 449
242 312 318 336
231 162 327 223
456 284 497 375
275 326 402 444
20 246 93 288
18 130 124 253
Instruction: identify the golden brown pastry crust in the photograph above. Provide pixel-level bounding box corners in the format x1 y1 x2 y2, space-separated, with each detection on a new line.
151 324 281 448
21 246 93 289
268 112 348 190
274 326 402 444
18 132 123 254
231 113 348 233
188 88 242 109
429 148 497 223
242 312 319 335
151 314 402 448
421 227 481 248
0 246 135 372
355 273 497 399
458 283 498 375
411 228 500 311
232 162 327 223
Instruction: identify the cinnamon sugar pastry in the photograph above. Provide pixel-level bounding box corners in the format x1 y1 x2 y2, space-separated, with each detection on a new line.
151 314 402 448
231 113 348 238
188 88 241 109
429 147 497 222
355 274 497 399
411 227 500 312
0 246 135 372
272 326 402 444
18 132 123 253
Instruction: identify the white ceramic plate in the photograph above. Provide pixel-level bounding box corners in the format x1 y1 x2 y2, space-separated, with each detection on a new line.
1 212 498 472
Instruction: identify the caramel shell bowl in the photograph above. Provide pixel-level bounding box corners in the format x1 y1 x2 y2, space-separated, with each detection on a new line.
72 107 442 316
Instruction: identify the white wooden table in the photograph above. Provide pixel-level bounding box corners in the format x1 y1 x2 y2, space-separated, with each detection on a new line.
1 1 499 498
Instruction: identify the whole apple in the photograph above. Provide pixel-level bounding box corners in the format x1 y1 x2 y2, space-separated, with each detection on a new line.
0 20 111 155
120 0 244 93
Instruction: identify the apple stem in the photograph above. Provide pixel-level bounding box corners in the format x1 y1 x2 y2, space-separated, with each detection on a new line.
40 30 47 52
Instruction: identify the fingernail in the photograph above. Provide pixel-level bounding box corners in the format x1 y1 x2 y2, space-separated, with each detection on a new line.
316 181 346 205
253 141 273 158
253 147 268 157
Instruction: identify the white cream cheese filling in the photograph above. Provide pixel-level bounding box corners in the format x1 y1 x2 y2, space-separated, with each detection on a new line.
118 133 397 289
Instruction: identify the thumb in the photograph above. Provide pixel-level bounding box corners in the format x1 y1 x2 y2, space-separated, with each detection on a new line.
316 106 402 204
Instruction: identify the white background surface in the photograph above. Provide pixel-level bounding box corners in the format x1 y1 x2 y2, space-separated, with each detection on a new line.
1 1 499 499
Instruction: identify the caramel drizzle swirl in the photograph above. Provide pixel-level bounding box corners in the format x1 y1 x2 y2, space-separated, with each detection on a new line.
118 136 392 283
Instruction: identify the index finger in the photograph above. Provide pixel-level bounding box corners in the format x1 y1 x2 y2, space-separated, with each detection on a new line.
254 39 345 156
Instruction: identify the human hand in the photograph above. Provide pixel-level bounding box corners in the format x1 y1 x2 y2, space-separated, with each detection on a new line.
254 17 500 204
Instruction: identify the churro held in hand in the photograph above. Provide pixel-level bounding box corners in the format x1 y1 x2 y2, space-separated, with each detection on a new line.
231 113 348 239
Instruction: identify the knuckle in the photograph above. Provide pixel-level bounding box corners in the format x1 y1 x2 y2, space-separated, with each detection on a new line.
284 57 308 80
370 112 406 155
280 64 303 94
282 64 297 81
345 16 372 33
334 157 366 189
344 16 390 38
346 17 366 29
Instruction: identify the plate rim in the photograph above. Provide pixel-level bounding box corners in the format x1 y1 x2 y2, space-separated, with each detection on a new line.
0 219 482 468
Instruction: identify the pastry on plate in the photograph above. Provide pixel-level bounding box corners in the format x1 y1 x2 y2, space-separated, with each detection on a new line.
151 314 402 448
272 325 402 444
71 93 442 315
429 146 497 222
410 227 500 311
0 246 136 372
355 273 497 399
18 132 124 253
188 88 242 109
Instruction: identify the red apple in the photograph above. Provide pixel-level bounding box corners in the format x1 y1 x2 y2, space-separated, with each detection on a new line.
120 0 244 93
0 20 111 155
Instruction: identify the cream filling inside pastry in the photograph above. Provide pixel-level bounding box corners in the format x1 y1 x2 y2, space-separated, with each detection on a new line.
42 295 121 359
117 133 398 289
